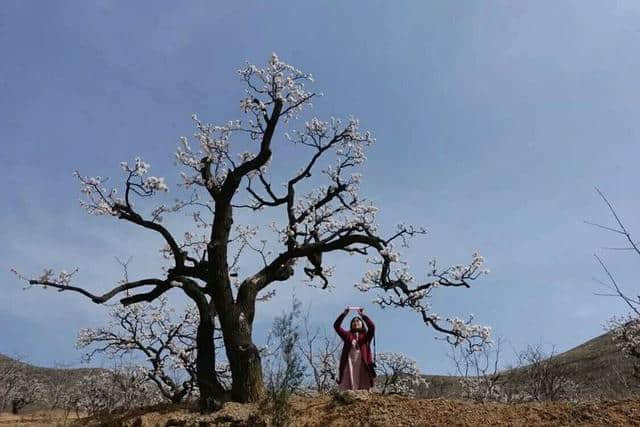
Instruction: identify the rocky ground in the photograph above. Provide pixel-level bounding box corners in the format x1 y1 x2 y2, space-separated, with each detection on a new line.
5 391 634 427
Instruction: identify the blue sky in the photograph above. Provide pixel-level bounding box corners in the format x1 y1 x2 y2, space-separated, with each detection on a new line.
3 1 640 374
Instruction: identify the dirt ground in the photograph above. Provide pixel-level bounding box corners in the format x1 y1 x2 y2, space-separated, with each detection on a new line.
0 410 86 426
8 393 640 426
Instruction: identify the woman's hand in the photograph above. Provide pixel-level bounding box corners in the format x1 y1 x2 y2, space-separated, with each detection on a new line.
357 308 364 315
343 307 350 315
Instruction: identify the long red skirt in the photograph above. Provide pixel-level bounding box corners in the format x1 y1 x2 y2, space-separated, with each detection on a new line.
338 344 373 390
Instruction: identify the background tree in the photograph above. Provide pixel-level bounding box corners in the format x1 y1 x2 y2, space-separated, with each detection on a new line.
76 257 229 403
0 355 52 414
587 187 640 382
515 344 579 402
374 352 429 396
296 304 341 394
0 356 42 414
0 356 23 413
261 296 306 427
608 316 640 380
12 53 489 410
448 336 504 402
66 364 162 417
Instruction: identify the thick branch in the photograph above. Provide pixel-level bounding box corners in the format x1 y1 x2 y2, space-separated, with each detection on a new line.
28 277 168 304
120 283 173 306
221 99 283 200
235 234 384 306
117 208 188 270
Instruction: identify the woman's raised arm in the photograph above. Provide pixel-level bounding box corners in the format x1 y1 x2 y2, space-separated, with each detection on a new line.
334 308 349 340
361 311 375 343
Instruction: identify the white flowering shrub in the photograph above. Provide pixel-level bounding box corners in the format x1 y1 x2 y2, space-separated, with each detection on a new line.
64 366 162 416
608 315 640 381
373 352 429 396
76 294 229 403
0 359 22 412
0 359 47 414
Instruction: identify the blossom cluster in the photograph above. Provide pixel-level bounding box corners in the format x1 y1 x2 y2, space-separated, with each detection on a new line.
237 52 315 121
608 314 640 361
447 316 492 345
74 156 168 218
74 172 120 216
174 118 243 190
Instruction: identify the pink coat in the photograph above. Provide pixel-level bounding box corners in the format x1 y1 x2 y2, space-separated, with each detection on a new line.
333 311 376 384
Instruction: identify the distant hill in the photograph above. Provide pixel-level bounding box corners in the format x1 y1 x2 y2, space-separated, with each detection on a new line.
420 329 640 399
0 353 109 413
535 329 639 397
0 353 106 379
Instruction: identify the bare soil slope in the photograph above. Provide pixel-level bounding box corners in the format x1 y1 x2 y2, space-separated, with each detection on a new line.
69 393 640 426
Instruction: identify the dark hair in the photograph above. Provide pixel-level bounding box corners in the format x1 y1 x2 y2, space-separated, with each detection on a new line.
350 316 366 332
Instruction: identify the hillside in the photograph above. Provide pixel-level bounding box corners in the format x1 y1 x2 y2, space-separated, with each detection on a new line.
0 354 109 413
0 354 104 377
418 330 640 400
506 330 640 399
0 353 108 385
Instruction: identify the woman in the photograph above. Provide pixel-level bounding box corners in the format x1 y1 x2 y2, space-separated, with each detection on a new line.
334 307 376 391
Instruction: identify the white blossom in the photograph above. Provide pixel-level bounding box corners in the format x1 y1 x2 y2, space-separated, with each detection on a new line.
143 176 169 192
374 352 429 396
237 52 315 120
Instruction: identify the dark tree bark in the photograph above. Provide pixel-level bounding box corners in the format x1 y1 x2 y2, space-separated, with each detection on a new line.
11 398 27 415
194 309 226 411
208 201 266 403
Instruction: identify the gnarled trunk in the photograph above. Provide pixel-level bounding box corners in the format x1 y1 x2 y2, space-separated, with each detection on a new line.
207 199 266 403
227 333 264 402
195 305 228 412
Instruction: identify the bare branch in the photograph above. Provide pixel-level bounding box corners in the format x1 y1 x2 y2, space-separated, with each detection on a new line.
594 254 640 316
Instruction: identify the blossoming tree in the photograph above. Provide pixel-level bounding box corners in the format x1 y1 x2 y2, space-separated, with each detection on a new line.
75 257 229 403
12 53 489 411
77 295 213 403
374 352 429 396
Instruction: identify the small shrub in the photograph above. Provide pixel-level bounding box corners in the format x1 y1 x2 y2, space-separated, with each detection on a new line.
261 297 306 427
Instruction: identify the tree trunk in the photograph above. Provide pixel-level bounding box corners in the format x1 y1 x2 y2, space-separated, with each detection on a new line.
207 199 267 403
227 331 265 403
11 398 25 415
195 313 227 412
